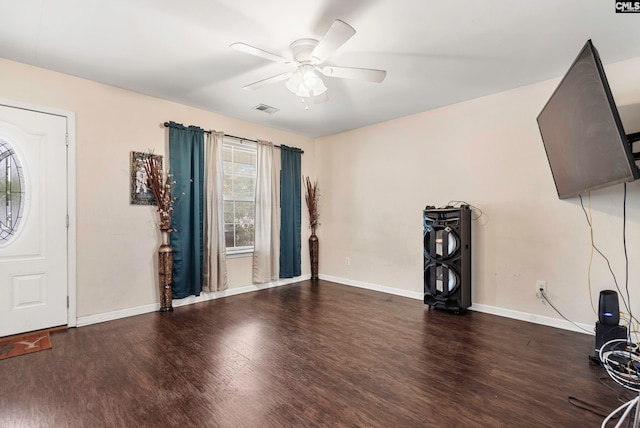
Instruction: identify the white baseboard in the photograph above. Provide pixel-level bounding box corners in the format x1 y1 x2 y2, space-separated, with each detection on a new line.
470 303 593 335
171 275 311 308
76 275 310 327
319 274 594 336
76 303 160 327
319 274 423 300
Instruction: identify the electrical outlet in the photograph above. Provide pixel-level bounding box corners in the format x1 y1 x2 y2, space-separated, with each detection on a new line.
536 280 547 300
345 257 351 266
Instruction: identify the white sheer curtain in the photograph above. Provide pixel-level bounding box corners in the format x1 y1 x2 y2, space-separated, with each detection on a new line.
203 131 228 292
253 140 280 283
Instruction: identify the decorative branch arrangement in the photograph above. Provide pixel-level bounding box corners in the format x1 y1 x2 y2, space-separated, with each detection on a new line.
304 176 320 280
304 176 320 233
142 153 174 231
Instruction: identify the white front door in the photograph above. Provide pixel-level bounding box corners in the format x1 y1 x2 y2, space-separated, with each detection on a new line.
0 104 68 337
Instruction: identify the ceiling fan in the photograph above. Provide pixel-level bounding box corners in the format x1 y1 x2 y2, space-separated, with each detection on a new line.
230 19 386 99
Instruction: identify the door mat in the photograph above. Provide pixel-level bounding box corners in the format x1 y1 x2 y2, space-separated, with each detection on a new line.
0 332 52 360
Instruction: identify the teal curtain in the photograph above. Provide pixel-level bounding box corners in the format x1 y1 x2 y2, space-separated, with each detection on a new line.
279 145 302 278
168 122 205 298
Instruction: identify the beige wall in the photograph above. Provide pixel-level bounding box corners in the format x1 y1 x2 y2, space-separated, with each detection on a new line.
315 56 640 325
0 58 314 317
2 54 640 326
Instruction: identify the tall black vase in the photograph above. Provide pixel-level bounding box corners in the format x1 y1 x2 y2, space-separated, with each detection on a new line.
309 228 319 280
158 229 174 312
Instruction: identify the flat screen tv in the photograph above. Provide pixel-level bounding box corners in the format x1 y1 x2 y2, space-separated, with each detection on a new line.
537 39 639 199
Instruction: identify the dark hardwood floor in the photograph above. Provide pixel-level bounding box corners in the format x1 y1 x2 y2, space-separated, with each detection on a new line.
0 280 629 427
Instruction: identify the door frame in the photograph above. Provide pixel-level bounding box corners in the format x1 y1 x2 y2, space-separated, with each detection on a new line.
0 97 77 329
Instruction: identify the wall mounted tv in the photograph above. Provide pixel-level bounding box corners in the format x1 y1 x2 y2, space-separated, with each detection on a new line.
537 39 640 199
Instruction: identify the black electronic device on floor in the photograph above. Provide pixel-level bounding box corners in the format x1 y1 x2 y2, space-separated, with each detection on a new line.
423 205 471 314
589 290 628 365
598 290 621 325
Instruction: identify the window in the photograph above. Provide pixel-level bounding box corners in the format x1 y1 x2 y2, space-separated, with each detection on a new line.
223 140 256 254
0 138 25 244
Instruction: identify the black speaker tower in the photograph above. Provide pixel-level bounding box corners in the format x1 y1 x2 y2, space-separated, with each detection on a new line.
423 205 471 313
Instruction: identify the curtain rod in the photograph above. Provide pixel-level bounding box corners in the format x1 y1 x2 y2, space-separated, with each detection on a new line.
162 122 303 153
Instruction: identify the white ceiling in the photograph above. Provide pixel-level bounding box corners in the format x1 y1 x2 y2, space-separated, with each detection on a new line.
1 0 640 138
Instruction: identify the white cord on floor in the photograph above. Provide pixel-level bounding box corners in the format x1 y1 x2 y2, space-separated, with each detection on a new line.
599 339 640 392
600 339 640 427
601 395 640 428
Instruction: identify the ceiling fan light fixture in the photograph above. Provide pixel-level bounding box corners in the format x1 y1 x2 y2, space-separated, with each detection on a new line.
285 70 303 93
286 65 327 98
295 80 327 98
296 86 326 98
301 65 319 90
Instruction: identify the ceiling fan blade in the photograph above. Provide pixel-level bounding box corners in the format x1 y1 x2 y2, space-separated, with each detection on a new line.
320 66 387 83
242 72 293 91
310 19 356 63
230 42 292 64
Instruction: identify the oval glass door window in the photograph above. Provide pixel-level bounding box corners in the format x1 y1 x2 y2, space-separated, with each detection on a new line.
0 137 26 243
